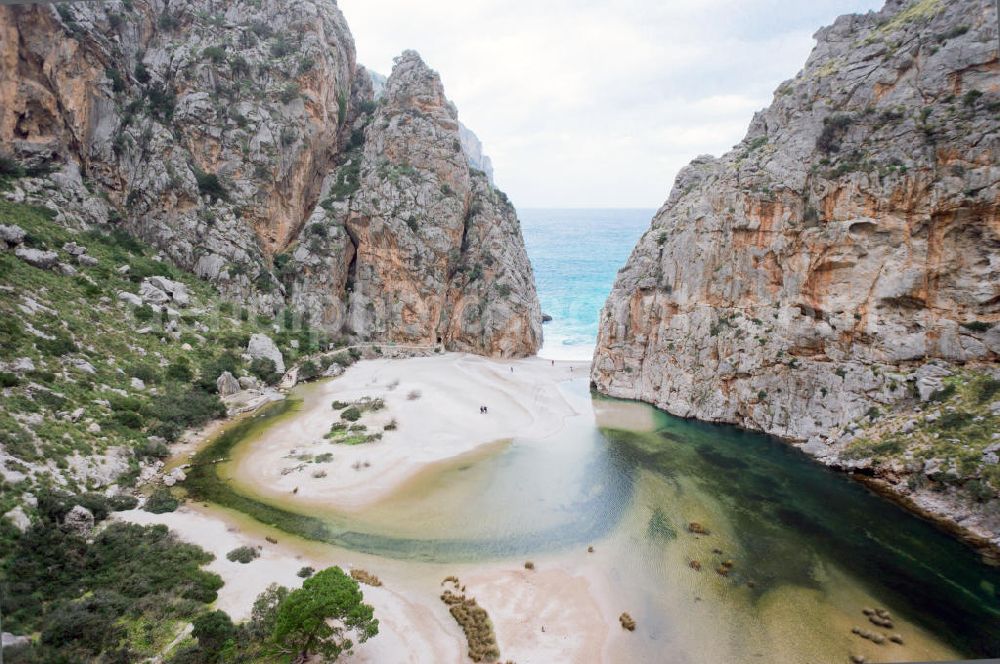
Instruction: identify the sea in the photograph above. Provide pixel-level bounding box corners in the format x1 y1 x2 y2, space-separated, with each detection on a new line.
518 208 654 360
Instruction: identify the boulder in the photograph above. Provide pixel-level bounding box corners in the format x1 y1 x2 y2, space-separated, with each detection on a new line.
15 247 59 269
238 375 261 390
217 371 241 396
0 223 26 246
2 505 31 532
139 279 171 305
117 291 143 307
63 504 95 535
2 632 31 649
77 254 99 267
146 276 190 307
62 241 87 256
247 333 285 373
131 377 146 390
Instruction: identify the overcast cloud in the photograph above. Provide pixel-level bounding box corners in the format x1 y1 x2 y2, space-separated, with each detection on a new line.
338 0 885 208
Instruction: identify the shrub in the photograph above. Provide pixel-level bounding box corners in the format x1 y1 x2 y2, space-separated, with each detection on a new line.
975 378 1000 404
202 46 226 64
249 357 281 385
193 169 228 202
816 114 853 153
148 387 225 441
297 566 315 578
192 610 235 653
144 488 179 513
341 406 361 422
225 545 259 564
0 372 20 387
961 321 994 333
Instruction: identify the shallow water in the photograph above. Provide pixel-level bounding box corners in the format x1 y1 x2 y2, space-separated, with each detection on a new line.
194 378 1000 661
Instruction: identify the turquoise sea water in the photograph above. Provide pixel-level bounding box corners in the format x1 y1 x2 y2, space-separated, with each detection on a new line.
519 208 654 359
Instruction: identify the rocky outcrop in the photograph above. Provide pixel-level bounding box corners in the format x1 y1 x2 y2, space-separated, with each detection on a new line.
0 1 540 357
288 51 541 357
594 0 999 545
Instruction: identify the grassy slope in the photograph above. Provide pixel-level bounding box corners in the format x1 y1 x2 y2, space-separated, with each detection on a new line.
844 370 1000 501
0 198 329 517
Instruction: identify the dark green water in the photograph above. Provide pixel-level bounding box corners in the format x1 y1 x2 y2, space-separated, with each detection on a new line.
609 407 1000 658
186 390 1000 658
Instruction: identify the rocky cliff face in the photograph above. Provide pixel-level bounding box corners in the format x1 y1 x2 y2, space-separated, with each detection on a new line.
0 0 540 357
593 0 1000 547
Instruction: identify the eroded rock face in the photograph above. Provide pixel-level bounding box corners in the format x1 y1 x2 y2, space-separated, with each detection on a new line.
289 51 542 357
0 3 540 357
594 0 998 442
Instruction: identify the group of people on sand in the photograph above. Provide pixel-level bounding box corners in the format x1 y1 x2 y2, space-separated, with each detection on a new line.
479 405 489 414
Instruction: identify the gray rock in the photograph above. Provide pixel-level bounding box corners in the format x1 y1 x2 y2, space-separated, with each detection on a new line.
238 375 260 390
15 247 59 269
117 291 143 307
139 279 171 305
68 358 96 374
0 223 26 246
77 254 99 267
63 504 95 535
130 377 146 390
62 241 87 256
216 371 241 396
2 505 31 532
2 632 31 649
87 422 102 434
247 334 285 373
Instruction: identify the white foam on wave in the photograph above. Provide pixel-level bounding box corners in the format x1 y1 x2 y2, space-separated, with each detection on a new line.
537 334 595 362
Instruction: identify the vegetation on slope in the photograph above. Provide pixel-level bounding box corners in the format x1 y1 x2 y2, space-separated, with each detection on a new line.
0 199 330 517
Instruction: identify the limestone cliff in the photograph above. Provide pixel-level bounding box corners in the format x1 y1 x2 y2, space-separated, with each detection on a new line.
593 0 1000 548
0 0 540 357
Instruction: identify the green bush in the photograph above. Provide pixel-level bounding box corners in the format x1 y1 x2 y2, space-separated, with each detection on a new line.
249 357 280 385
1 519 220 650
193 169 228 202
297 566 315 578
144 487 179 514
148 387 225 441
0 372 20 387
341 406 361 422
226 545 259 564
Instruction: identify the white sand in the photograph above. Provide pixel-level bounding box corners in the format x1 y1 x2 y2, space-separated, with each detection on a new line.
228 353 591 512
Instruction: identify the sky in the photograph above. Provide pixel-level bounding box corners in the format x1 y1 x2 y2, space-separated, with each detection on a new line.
338 0 885 208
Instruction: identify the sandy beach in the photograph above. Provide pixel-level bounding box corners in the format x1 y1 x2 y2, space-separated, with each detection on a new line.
227 353 592 512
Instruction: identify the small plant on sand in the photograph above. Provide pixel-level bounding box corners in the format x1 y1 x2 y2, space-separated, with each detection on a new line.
384 419 398 431
226 545 260 564
349 569 383 587
297 566 315 578
331 400 350 410
341 406 361 422
440 577 501 662
619 612 636 631
523 561 535 570
406 389 421 401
